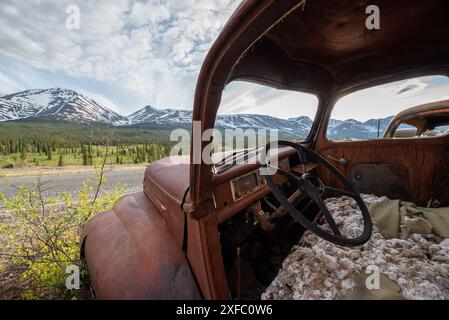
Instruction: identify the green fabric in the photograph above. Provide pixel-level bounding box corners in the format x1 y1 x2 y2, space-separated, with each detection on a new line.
344 272 405 300
369 200 401 239
369 200 449 239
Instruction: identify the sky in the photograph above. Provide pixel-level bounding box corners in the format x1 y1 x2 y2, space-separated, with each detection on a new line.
0 0 242 114
331 75 449 121
219 76 449 121
1 1 449 120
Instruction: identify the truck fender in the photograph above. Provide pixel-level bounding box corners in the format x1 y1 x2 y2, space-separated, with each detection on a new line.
81 192 201 300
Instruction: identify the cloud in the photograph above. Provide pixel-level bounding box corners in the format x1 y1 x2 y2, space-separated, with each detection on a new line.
0 0 242 112
394 78 428 96
219 81 319 119
1 4 19 16
0 70 23 96
130 2 171 25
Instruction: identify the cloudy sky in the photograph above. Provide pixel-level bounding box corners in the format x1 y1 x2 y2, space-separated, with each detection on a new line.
0 0 242 114
332 75 449 121
219 76 449 121
1 0 449 121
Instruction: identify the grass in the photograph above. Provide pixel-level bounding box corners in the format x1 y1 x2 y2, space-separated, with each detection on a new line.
0 145 164 168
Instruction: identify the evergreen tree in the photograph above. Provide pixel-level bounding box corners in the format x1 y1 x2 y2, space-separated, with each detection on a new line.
58 154 64 167
82 146 88 166
20 146 28 161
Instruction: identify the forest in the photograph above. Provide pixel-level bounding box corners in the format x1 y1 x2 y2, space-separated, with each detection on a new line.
0 121 174 168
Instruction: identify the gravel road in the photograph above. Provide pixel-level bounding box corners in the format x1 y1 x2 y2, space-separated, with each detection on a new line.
0 166 147 198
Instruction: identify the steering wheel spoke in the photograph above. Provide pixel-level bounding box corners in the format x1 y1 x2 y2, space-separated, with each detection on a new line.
270 166 303 186
301 180 341 236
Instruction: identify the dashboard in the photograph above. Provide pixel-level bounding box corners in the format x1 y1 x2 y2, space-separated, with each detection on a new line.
212 146 317 223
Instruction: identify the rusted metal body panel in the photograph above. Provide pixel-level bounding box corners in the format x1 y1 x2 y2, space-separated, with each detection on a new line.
350 163 410 201
185 214 229 299
81 192 201 300
316 136 449 206
143 156 190 247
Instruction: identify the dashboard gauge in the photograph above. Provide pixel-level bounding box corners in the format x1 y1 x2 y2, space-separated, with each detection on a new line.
230 170 266 201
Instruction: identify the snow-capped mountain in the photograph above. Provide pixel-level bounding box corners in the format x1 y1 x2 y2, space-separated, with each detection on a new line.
218 114 304 136
0 88 393 139
127 106 313 136
0 88 127 125
127 105 392 139
327 117 392 139
127 105 191 125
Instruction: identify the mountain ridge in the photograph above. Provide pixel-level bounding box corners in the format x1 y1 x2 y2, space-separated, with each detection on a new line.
0 88 393 139
0 88 128 125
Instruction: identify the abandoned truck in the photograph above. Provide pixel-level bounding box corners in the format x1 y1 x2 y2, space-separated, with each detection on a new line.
383 100 449 139
81 0 449 300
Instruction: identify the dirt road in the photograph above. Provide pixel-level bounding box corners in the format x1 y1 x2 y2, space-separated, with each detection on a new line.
0 165 147 198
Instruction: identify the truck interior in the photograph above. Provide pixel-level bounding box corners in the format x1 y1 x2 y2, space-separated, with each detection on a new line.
213 77 449 299
196 0 449 299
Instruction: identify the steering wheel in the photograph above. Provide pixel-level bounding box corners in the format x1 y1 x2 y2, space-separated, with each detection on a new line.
263 141 372 247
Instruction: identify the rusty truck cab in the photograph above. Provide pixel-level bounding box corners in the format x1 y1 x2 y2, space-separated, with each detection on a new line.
82 0 449 299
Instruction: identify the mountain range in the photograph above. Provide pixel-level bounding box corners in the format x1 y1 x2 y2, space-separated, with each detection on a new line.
0 88 393 139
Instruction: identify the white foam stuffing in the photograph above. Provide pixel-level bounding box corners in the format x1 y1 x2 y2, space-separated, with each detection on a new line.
262 194 449 300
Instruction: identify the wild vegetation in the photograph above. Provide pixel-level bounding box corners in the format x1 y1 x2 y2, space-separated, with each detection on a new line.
0 134 126 299
0 175 122 299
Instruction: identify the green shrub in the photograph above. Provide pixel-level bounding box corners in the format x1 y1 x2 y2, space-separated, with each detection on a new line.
0 170 122 299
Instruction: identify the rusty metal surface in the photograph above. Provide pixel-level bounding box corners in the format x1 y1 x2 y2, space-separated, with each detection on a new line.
350 163 410 201
81 192 201 300
144 155 190 207
186 214 229 299
143 156 190 247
